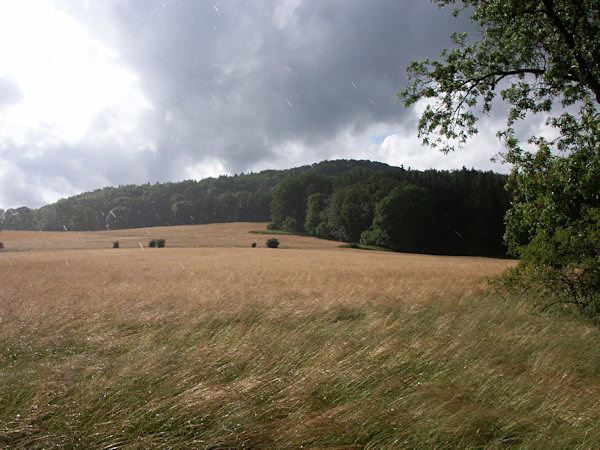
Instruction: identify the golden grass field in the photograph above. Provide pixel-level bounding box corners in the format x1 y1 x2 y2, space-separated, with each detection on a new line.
1 223 600 448
0 222 342 251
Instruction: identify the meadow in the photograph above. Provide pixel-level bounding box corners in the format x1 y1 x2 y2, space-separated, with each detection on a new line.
1 223 599 448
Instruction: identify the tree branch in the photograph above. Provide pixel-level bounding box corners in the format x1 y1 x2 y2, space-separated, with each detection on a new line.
541 0 600 103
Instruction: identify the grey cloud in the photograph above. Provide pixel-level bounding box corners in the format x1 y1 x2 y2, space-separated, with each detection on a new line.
104 0 468 175
0 139 155 209
3 0 484 209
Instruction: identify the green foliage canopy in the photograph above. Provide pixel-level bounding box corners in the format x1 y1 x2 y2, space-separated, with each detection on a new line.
399 0 600 315
361 183 436 253
400 0 600 153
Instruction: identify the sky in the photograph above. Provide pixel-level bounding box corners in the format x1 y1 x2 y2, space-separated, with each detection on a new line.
0 0 517 211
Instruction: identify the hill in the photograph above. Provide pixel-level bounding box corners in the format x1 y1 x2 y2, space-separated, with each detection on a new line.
0 159 510 256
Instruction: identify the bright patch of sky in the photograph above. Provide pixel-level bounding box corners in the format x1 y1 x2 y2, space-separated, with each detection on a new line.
0 0 152 147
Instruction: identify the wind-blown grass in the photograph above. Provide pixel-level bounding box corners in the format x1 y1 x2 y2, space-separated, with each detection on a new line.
1 226 599 447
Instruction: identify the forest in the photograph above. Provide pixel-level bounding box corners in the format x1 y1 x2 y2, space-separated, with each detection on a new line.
0 159 510 256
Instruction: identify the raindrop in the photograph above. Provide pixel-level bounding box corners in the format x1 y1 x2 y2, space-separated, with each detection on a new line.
285 65 292 72
214 5 219 12
62 225 68 231
286 99 293 107
350 81 359 88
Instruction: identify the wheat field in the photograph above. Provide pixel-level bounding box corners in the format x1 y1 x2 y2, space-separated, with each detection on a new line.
1 223 600 448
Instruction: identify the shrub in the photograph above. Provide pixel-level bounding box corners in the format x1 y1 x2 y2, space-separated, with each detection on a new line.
266 238 280 248
148 239 156 248
0 242 4 249
266 222 279 230
157 239 166 248
113 241 119 248
251 242 257 248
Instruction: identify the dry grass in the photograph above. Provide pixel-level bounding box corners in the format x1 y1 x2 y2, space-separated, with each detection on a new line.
2 223 600 447
0 222 341 251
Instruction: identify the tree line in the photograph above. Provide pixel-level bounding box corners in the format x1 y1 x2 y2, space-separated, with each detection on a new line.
270 165 509 256
0 159 510 257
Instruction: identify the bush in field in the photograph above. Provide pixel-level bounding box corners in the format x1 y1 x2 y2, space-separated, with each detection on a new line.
0 242 4 249
266 238 280 248
251 242 257 248
113 241 119 249
149 239 156 248
157 239 166 248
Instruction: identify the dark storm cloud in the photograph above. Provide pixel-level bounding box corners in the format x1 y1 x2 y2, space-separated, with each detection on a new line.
104 0 469 176
2 0 484 210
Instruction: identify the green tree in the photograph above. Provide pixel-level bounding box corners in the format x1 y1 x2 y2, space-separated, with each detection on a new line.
400 0 600 315
106 206 137 230
270 173 332 232
304 192 329 236
361 183 436 254
0 207 35 230
324 185 378 243
171 200 194 225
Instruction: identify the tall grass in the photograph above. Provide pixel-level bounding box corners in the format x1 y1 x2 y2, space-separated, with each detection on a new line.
1 237 599 447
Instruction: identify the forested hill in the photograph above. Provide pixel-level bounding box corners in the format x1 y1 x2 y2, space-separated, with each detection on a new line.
0 159 510 256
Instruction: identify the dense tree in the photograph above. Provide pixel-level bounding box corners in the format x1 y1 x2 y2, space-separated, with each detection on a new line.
400 0 600 315
271 165 508 256
0 207 35 230
322 185 377 243
270 173 332 232
106 206 138 230
171 200 194 225
361 183 436 253
304 193 329 236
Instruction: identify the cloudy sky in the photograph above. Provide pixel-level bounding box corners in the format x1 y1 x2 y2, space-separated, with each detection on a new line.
0 0 515 210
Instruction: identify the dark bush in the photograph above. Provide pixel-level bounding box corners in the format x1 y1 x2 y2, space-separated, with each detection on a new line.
0 242 4 249
149 239 156 248
266 238 280 248
157 239 166 248
251 242 257 248
113 241 119 248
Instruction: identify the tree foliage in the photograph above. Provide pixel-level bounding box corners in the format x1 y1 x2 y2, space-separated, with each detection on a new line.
361 183 436 253
274 166 509 256
399 0 600 316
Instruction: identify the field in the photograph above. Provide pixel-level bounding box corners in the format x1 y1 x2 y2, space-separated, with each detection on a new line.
1 223 600 447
